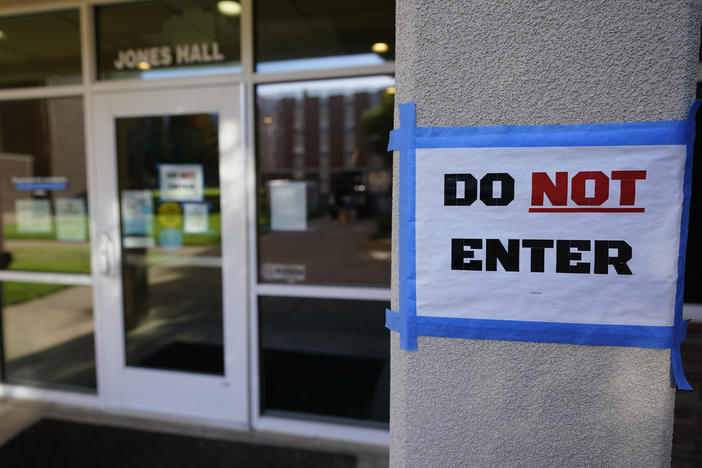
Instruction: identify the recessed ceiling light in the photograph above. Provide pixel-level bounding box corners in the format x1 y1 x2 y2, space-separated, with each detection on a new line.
217 0 242 16
371 42 389 53
137 61 151 71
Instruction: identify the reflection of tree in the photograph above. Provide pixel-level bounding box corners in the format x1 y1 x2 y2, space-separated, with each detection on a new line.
360 91 394 240
361 91 394 165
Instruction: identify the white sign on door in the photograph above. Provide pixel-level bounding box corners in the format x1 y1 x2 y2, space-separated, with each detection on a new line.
269 180 307 231
159 164 204 202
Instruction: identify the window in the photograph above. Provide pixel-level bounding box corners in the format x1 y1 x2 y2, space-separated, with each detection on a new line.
115 114 225 375
0 10 81 88
1 283 96 392
254 1 395 429
256 76 394 286
255 0 394 73
683 82 702 303
95 0 241 80
0 98 89 274
259 296 389 426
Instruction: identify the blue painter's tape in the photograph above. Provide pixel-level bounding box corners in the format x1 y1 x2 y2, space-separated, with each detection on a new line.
386 308 399 333
386 309 676 349
397 103 418 350
388 129 402 151
387 100 699 389
414 119 689 148
671 320 692 390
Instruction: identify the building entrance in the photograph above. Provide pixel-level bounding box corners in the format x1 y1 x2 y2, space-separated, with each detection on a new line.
92 84 248 423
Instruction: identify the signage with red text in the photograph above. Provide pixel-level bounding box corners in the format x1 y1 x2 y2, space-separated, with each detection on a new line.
416 145 685 326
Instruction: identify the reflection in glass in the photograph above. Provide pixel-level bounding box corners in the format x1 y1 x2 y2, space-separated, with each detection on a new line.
255 0 394 73
256 76 394 286
1 283 96 391
0 98 90 275
95 0 241 81
672 323 702 462
684 83 702 303
116 114 224 375
259 296 389 426
0 10 81 88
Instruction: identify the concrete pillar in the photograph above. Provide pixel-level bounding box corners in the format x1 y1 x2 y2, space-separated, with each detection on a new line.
390 1 701 466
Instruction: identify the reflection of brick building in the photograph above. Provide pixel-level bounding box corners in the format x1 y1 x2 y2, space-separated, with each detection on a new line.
257 88 388 197
47 98 88 199
0 98 87 223
0 154 32 219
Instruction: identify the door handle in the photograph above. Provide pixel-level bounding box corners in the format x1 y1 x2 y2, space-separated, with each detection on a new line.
98 232 118 276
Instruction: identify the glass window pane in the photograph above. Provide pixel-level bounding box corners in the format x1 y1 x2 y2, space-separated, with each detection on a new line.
116 114 224 376
684 82 702 302
672 322 701 462
1 282 96 392
256 76 394 286
259 296 389 426
96 0 241 81
0 98 90 275
255 0 394 73
0 10 81 88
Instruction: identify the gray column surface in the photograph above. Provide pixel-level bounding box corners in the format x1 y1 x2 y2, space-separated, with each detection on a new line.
390 1 701 467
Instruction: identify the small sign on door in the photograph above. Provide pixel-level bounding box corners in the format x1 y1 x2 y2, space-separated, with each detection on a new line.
159 164 204 202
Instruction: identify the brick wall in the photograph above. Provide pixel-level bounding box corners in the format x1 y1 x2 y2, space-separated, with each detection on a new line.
0 154 32 218
47 97 87 198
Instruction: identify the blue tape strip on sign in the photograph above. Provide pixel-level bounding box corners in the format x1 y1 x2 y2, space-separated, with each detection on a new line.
386 309 676 348
415 120 689 148
387 100 700 390
389 103 418 350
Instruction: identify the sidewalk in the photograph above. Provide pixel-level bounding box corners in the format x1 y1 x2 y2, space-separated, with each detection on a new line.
0 398 389 468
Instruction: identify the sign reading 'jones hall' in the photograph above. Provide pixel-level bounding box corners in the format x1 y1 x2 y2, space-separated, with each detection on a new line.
113 42 225 70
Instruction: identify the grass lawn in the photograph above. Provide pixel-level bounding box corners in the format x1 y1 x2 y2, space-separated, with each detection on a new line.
3 282 69 306
2 243 85 305
0 202 222 304
6 244 91 274
2 222 56 241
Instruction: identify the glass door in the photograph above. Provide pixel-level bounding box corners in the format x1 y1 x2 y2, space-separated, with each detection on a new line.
91 85 248 424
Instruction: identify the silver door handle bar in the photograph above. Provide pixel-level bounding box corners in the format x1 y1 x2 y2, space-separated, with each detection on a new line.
98 232 118 276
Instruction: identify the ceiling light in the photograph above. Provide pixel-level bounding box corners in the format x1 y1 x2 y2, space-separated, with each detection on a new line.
263 116 273 124
371 42 389 53
137 61 151 71
386 86 396 95
217 0 242 16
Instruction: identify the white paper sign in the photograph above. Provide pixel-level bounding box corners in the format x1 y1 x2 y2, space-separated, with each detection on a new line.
415 145 686 327
16 199 52 234
269 180 307 231
183 203 209 234
55 198 87 242
261 262 306 282
159 164 204 202
121 190 154 236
